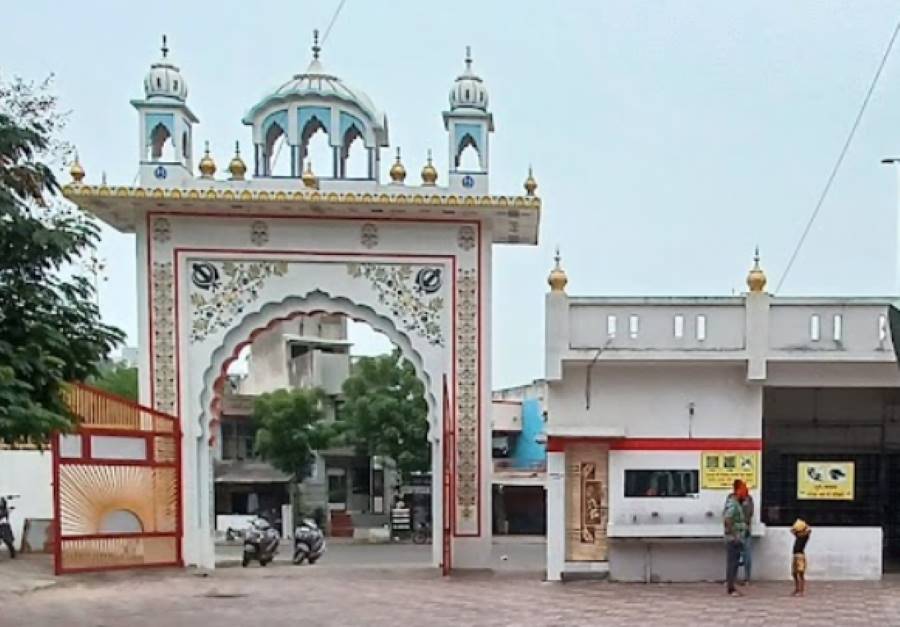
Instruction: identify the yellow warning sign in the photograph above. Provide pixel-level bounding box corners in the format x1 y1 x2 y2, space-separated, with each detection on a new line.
700 451 758 490
797 461 854 500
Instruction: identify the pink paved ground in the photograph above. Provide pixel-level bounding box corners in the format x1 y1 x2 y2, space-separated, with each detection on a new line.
9 563 900 627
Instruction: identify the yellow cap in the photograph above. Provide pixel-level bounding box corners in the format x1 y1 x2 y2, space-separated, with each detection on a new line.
523 165 537 196
227 141 247 181
547 247 568 293
421 149 438 186
389 147 406 183
746 246 767 293
69 152 85 184
302 161 319 189
198 141 216 179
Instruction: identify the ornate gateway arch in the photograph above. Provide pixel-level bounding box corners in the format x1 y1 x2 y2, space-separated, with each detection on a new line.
65 37 540 570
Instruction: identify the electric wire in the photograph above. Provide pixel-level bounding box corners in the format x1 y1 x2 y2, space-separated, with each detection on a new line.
775 16 900 293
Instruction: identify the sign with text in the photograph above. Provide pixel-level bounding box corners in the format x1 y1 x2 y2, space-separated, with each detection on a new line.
700 451 758 490
797 461 854 500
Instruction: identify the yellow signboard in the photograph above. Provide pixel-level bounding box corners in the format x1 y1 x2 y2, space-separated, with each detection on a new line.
797 461 854 500
701 451 758 490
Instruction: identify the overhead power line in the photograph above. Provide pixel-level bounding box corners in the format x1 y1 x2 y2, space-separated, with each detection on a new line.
776 16 900 293
321 0 348 46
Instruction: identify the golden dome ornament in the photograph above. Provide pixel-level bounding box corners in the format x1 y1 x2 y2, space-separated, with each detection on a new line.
389 147 406 183
421 149 438 186
198 141 217 179
547 247 568 293
228 141 247 181
302 161 319 189
69 152 85 184
746 246 767 293
524 165 537 196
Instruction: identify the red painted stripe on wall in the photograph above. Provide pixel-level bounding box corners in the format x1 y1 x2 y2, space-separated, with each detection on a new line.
547 436 761 453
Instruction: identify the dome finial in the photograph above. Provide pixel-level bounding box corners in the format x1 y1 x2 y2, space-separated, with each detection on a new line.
198 141 217 179
465 46 472 71
746 246 767 293
312 29 321 60
228 140 247 181
524 164 537 196
548 246 568 293
69 151 85 184
421 149 438 186
161 34 169 59
389 147 406 183
302 161 319 189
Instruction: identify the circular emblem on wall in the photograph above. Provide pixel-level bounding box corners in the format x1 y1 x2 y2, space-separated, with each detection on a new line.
191 262 220 291
360 223 379 249
462 175 475 188
154 165 168 180
250 221 269 246
415 268 442 294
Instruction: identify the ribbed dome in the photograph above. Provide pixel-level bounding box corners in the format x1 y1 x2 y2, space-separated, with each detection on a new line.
242 35 387 136
449 47 488 111
143 36 188 102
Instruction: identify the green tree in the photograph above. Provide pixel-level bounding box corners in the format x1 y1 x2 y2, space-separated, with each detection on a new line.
0 75 124 446
340 349 429 486
252 387 336 480
90 361 138 401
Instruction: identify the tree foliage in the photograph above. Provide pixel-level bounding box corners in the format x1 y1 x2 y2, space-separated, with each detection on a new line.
340 349 429 485
0 75 124 445
252 387 336 481
90 361 138 401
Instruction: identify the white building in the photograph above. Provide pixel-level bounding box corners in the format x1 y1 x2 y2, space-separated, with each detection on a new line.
544 251 898 582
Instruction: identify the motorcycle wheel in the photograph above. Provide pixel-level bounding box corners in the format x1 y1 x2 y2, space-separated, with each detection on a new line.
241 554 250 568
293 551 306 565
308 556 319 565
260 558 270 567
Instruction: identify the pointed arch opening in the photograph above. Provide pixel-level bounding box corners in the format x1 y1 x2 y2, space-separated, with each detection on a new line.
301 117 332 178
264 123 291 177
149 123 175 161
455 134 481 171
341 124 368 179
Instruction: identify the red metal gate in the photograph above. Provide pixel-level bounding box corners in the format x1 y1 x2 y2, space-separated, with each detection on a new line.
442 375 454 576
52 384 182 574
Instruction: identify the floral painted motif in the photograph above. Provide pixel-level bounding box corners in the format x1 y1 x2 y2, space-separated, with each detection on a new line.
360 223 378 249
250 221 269 246
457 225 476 251
152 262 176 414
190 261 289 343
455 267 479 520
346 263 444 346
153 218 171 243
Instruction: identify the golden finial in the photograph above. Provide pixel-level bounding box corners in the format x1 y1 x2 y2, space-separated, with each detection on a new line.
198 141 216 179
524 165 537 196
389 147 406 183
302 161 319 189
746 246 767 293
547 246 568 293
421 149 438 186
69 152 85 184
228 141 247 181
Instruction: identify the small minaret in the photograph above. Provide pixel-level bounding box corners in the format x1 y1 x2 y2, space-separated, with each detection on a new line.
131 35 199 186
443 46 494 194
745 247 770 382
545 247 570 381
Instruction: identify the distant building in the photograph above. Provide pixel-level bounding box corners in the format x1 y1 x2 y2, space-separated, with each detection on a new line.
492 381 547 535
214 313 398 538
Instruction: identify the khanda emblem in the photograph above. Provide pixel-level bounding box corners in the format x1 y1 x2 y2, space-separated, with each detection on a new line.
191 262 220 291
415 267 442 295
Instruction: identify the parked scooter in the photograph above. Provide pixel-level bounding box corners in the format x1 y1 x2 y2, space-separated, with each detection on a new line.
241 517 279 567
292 518 325 565
0 496 17 559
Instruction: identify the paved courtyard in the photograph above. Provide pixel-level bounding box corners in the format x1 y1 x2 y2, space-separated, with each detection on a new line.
5 543 900 626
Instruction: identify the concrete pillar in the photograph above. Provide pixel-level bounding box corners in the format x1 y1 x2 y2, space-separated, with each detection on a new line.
545 291 569 382
745 291 771 381
546 450 566 581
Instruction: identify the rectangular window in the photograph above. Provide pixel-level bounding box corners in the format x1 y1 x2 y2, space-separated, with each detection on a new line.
833 314 843 342
607 314 617 338
696 314 707 341
673 314 684 338
629 315 639 339
624 469 700 497
810 314 821 341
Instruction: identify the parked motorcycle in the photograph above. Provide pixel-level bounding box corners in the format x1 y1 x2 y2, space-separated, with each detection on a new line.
241 518 279 567
0 496 17 559
292 518 325 565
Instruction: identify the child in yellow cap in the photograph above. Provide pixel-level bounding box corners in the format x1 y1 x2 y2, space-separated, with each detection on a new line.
790 519 811 596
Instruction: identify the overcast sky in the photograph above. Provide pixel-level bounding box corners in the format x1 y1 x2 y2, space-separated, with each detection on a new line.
4 1 900 388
